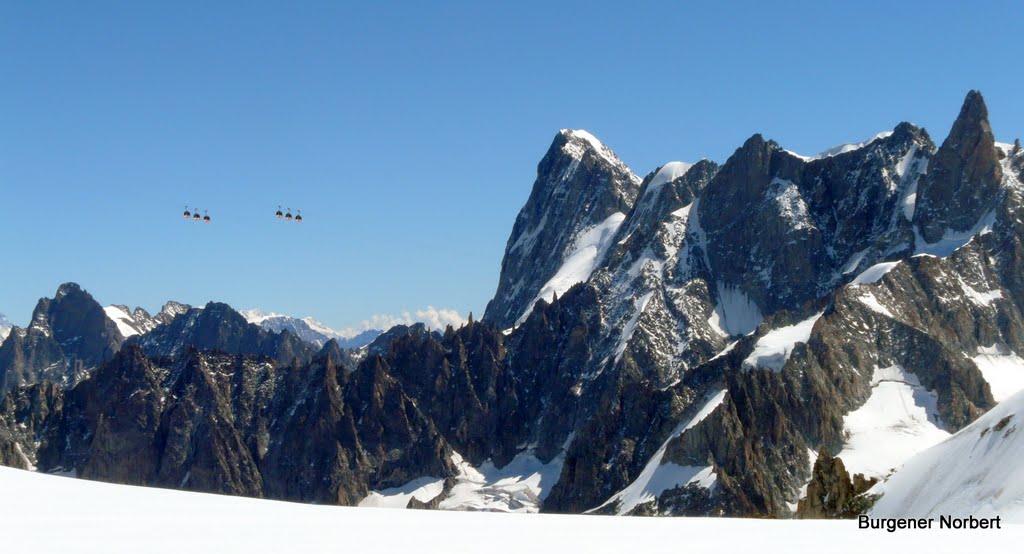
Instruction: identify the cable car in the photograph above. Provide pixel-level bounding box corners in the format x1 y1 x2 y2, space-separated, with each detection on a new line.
193 212 201 221
203 211 211 223
183 207 192 219
285 209 293 221
276 205 284 219
295 211 302 223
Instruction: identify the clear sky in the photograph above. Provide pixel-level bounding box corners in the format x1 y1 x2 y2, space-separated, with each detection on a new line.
2 0 1022 331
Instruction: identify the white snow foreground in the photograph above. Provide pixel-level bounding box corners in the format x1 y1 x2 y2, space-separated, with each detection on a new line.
1 466 1019 554
870 387 1024 522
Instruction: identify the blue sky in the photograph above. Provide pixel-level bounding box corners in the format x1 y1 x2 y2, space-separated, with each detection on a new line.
1 1 1022 331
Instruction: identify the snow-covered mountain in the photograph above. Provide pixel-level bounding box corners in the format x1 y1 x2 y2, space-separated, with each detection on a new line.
482 129 642 329
0 313 11 343
104 301 191 338
240 309 381 348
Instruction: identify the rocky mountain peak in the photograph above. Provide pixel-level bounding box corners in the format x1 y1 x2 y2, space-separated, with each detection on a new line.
483 129 641 329
129 301 317 366
915 90 1003 243
0 283 123 392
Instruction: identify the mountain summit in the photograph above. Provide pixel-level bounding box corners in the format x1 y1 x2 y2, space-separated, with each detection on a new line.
482 129 642 329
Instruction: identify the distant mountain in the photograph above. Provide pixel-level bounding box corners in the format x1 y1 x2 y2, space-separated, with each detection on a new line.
0 313 11 343
130 302 318 366
0 283 123 392
241 309 382 348
104 301 191 338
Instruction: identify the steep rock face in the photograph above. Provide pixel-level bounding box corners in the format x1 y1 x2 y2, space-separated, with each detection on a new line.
483 130 641 329
916 90 1003 243
588 159 724 386
129 302 316 367
698 134 820 314
0 283 123 392
1 344 456 504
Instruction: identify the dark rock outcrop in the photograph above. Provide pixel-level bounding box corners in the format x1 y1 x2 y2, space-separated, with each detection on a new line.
0 283 123 392
915 90 1003 243
129 302 317 367
796 449 877 518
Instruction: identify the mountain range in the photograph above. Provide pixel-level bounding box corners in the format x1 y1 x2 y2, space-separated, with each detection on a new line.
240 309 382 348
1 90 1023 518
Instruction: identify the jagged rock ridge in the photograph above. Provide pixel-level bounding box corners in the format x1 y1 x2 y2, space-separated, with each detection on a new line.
2 91 1024 518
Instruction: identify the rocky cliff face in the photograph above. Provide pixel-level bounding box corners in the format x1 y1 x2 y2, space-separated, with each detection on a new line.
482 130 642 329
916 90 1003 243
1 344 455 503
0 283 123 392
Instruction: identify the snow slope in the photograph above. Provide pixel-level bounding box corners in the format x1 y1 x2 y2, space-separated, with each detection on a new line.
1 465 1018 554
870 388 1024 521
837 365 949 479
972 344 1024 402
743 313 822 371
516 212 626 325
591 389 726 514
103 305 142 337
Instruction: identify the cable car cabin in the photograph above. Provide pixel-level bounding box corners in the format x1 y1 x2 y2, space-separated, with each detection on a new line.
193 213 201 221
203 215 211 223
285 212 293 221
276 209 283 218
183 209 192 219
295 213 303 222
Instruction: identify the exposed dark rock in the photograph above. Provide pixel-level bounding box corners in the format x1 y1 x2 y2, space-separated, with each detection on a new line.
916 90 1003 243
129 302 317 367
0 283 123 392
796 449 877 518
